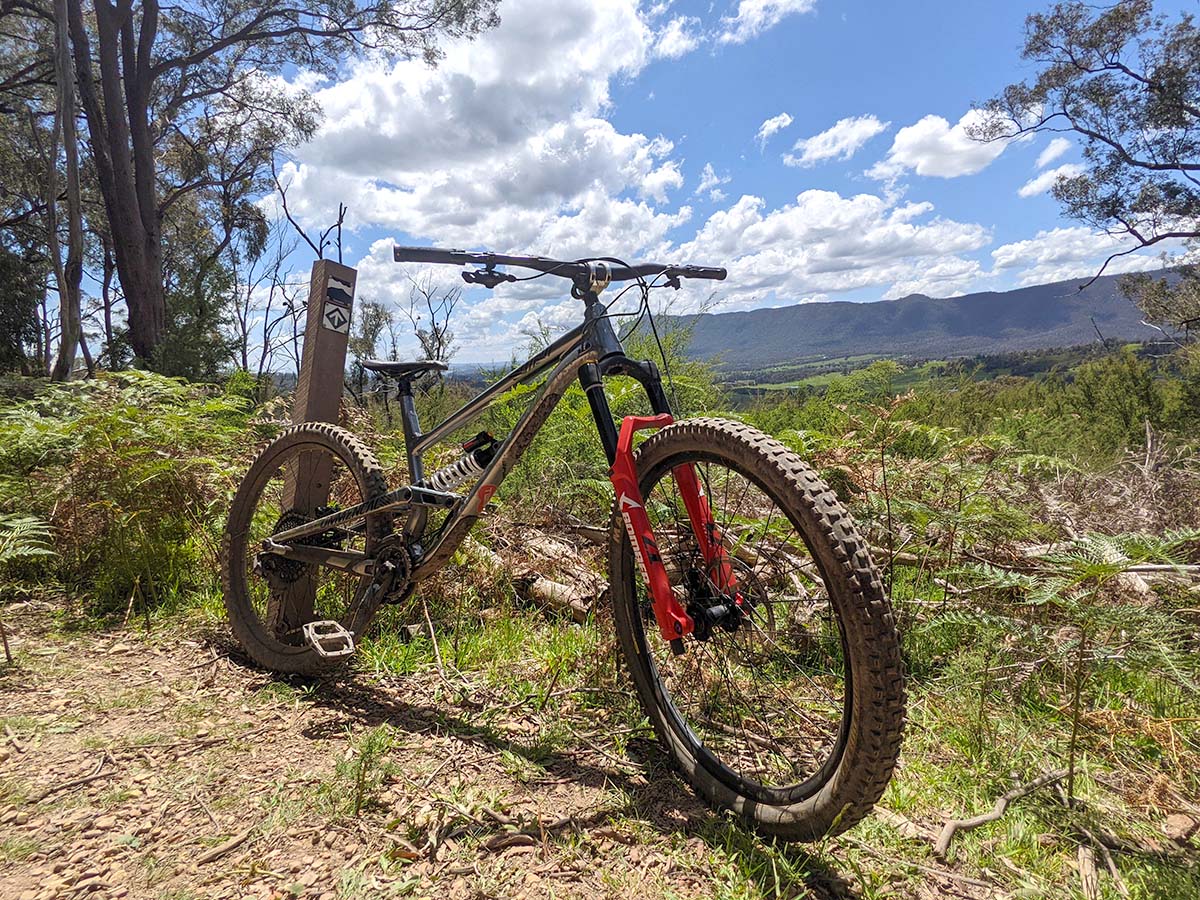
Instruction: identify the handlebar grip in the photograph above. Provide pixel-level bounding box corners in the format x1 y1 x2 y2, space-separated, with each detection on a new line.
393 245 485 265
671 265 727 281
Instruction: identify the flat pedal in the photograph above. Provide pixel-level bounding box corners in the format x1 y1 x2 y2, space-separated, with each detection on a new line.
302 620 356 658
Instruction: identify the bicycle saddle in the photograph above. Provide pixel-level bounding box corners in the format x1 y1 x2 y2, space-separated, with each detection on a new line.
360 359 448 378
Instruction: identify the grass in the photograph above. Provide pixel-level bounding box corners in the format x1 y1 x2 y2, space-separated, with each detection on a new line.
351 590 1200 897
0 834 38 863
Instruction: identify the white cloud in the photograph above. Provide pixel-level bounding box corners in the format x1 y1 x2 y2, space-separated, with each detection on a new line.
695 163 731 200
1017 163 1086 198
718 0 818 44
654 15 702 58
1036 137 1071 169
755 112 793 149
783 114 888 167
674 190 991 309
882 257 986 299
264 0 714 360
867 109 1012 181
991 226 1161 286
274 0 688 252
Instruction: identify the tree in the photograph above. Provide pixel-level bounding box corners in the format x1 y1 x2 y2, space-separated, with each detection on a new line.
977 0 1200 327
403 275 460 364
63 0 499 362
228 218 298 377
347 297 399 401
48 0 83 380
0 247 42 373
1 5 58 375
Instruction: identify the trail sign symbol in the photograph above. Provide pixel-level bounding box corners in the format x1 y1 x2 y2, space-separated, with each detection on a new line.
326 275 353 307
322 304 350 333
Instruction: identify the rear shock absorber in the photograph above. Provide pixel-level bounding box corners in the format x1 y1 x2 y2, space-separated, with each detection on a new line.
422 431 499 493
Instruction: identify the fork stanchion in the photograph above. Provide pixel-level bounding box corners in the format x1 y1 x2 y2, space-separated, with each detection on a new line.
271 259 357 636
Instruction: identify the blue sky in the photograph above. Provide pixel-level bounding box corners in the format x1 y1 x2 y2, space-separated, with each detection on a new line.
273 0 1192 362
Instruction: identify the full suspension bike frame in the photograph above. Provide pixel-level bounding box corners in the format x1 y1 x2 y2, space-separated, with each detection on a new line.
265 250 734 654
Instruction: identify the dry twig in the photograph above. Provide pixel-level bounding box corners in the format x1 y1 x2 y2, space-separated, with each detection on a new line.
196 825 255 865
934 769 1068 859
34 752 114 802
1078 844 1100 900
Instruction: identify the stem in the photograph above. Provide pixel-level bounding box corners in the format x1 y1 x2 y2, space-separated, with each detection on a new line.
1066 627 1090 805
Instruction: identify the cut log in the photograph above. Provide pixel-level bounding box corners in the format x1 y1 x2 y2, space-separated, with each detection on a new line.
463 536 596 622
514 575 589 623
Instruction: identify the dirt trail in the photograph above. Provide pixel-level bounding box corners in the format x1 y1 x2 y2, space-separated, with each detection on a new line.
0 604 872 900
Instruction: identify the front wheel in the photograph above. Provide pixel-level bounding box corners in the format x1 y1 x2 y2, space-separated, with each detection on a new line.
610 417 905 841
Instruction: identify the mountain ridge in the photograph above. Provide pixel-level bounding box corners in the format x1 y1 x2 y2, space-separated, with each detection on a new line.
674 272 1162 370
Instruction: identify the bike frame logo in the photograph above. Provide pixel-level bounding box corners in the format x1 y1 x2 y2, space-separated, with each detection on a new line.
619 494 653 581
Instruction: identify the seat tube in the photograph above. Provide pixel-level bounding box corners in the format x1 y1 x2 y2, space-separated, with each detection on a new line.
397 386 428 540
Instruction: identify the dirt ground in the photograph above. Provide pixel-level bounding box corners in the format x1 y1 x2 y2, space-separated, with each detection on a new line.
0 602 990 900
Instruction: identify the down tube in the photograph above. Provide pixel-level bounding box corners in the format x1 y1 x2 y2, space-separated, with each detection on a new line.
410 346 600 580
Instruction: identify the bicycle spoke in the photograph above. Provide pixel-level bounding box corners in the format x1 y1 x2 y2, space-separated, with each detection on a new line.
637 454 850 794
240 443 372 645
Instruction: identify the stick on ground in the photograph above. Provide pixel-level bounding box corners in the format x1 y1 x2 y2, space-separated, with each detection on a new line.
1078 844 1100 900
196 825 255 865
934 768 1068 859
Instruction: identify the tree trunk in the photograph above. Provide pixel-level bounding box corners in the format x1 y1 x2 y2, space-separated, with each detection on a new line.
66 0 165 363
50 0 84 382
101 234 115 364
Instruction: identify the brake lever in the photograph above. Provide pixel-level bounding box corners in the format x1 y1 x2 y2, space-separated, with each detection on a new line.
462 267 517 289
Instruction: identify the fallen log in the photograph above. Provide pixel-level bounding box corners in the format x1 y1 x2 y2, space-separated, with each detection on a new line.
514 574 589 623
463 536 595 622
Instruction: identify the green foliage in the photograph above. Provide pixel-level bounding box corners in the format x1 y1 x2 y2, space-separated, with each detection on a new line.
0 248 41 375
489 316 724 522
0 513 53 575
318 725 395 818
0 371 255 614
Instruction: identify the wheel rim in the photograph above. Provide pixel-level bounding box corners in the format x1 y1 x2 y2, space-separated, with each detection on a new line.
232 441 377 652
632 451 852 804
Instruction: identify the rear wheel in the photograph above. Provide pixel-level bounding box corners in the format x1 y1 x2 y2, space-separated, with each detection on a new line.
222 423 392 675
610 418 905 840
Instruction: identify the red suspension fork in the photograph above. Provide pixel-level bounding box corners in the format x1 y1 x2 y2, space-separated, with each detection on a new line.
610 414 694 652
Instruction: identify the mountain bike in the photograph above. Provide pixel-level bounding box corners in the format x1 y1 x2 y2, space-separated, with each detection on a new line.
221 245 905 840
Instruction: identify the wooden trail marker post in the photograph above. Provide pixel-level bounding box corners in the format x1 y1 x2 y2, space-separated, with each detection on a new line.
270 259 357 634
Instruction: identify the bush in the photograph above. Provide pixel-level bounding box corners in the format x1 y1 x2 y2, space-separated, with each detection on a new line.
0 372 257 616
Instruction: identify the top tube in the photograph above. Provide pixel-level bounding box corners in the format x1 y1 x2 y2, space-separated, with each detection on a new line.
392 245 727 285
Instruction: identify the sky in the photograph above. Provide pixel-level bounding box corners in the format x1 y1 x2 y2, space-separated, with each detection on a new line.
272 0 1193 363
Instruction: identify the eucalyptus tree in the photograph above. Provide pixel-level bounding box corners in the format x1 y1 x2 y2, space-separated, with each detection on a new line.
62 0 500 363
977 0 1200 327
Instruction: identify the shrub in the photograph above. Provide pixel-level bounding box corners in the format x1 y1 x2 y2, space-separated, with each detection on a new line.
0 372 257 616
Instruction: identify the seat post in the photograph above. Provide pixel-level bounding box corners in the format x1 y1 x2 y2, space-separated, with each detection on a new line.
395 380 425 485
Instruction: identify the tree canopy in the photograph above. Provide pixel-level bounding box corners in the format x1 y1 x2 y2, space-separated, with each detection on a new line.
0 0 498 376
977 0 1200 328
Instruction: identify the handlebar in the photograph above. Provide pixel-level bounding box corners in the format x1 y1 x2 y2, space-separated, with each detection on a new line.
392 245 726 286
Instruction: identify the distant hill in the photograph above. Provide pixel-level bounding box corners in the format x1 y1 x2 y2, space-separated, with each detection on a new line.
676 272 1164 371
